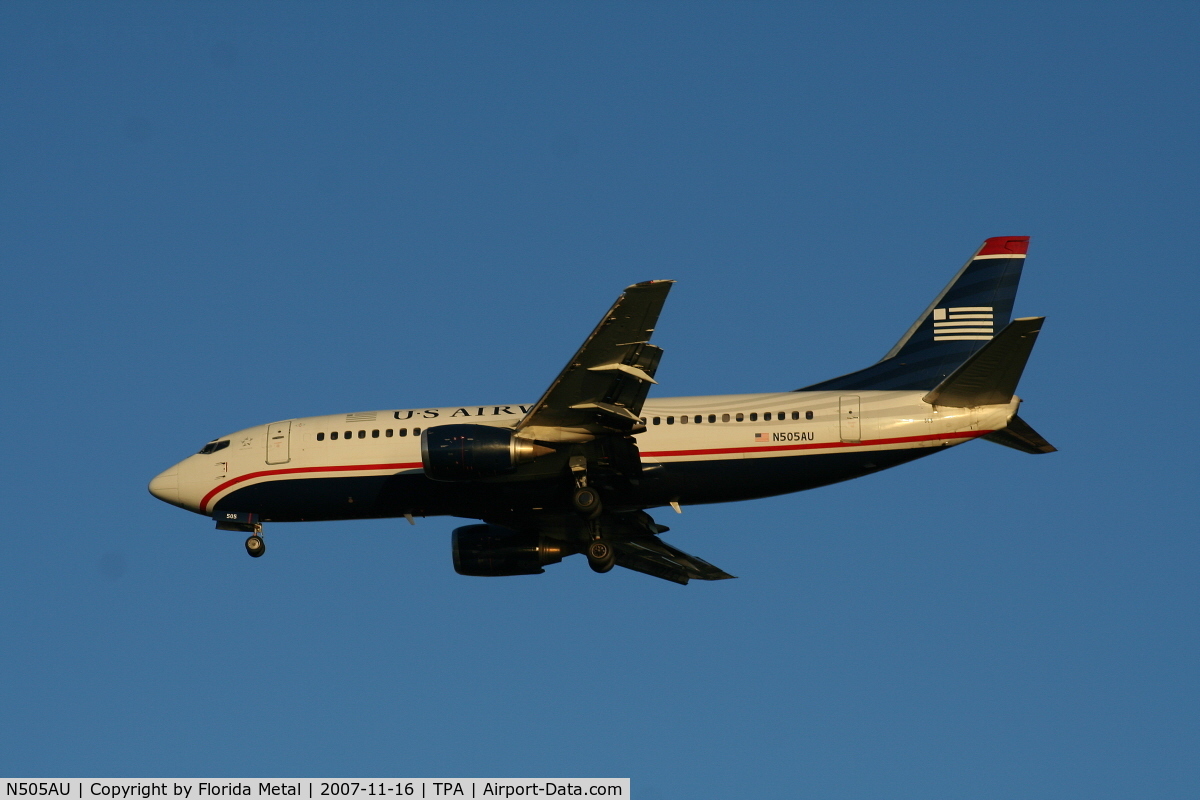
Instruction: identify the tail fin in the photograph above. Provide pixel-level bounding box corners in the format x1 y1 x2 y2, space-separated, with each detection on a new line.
799 236 1029 391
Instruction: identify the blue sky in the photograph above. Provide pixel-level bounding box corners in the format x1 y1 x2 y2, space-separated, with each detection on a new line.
1 2 1197 797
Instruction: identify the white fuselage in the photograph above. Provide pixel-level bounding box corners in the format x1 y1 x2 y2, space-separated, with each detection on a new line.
149 390 1018 521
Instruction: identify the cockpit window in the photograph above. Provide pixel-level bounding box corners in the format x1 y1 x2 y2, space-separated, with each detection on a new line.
198 439 230 455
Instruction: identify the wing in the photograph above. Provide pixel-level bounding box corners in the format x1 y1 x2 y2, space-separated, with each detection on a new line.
516 280 673 440
611 535 736 585
601 508 734 584
491 280 736 585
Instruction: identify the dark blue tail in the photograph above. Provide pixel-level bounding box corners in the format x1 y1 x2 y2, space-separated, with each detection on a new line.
798 236 1029 391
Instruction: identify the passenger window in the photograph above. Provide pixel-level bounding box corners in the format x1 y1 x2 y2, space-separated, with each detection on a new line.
639 417 646 425
792 411 799 420
345 431 352 439
695 415 702 424
736 413 744 422
806 411 814 420
413 427 422 435
399 428 408 437
372 430 380 438
358 430 366 439
653 417 661 425
331 431 339 440
749 413 758 421
764 412 772 421
708 414 716 423
667 416 674 425
722 414 730 422
680 415 688 424
317 432 325 441
386 429 393 437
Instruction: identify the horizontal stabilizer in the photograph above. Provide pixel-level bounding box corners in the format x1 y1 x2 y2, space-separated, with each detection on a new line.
923 317 1045 407
983 414 1057 454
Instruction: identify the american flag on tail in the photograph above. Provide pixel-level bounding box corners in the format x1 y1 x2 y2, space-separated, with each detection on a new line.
932 306 994 341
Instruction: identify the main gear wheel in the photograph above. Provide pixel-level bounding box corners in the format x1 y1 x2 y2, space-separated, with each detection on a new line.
586 538 615 573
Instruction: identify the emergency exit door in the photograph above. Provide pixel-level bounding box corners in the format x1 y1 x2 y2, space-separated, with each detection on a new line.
266 420 291 464
839 396 861 443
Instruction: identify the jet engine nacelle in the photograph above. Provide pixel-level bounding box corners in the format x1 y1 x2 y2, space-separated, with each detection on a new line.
451 523 568 577
421 424 553 481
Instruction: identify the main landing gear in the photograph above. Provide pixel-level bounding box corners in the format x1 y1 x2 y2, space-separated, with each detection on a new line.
570 456 614 573
572 486 602 518
586 538 615 573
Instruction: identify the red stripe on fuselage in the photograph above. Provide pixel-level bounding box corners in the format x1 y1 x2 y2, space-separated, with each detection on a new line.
201 430 993 513
639 430 991 459
201 462 423 513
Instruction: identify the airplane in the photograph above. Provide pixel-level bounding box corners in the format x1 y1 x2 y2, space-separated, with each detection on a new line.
149 236 1055 584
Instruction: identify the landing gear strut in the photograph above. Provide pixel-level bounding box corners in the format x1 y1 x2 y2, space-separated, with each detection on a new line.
570 456 613 572
569 456 602 519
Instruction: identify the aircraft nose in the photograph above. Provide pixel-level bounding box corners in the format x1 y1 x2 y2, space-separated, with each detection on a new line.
148 465 180 505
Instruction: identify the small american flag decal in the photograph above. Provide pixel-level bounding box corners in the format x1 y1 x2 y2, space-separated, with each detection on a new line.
754 433 769 442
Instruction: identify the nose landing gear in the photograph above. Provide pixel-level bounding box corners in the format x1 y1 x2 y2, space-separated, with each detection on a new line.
214 512 266 559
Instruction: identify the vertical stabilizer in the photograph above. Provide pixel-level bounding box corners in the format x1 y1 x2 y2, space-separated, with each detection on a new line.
799 236 1029 391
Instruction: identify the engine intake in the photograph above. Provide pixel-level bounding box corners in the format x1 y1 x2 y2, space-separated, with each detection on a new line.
421 424 552 481
452 524 567 577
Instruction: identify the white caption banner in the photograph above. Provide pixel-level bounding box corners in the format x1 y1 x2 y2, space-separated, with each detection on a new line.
2 782 629 800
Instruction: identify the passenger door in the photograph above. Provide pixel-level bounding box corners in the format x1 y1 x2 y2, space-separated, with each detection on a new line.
839 396 861 443
265 421 291 464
